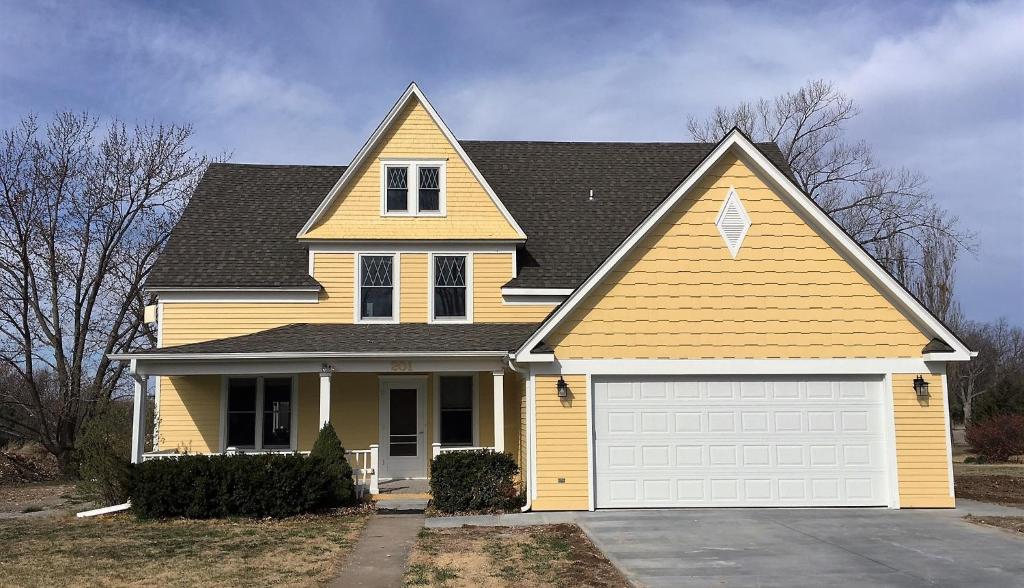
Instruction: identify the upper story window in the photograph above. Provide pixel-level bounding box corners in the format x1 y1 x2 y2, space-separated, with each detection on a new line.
359 254 395 321
432 254 468 321
381 160 445 216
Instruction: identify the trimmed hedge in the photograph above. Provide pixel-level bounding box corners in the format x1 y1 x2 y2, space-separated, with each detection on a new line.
967 414 1024 462
429 450 523 513
130 453 336 519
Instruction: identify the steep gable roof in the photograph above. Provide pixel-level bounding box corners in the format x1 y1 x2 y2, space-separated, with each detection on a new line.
512 129 973 361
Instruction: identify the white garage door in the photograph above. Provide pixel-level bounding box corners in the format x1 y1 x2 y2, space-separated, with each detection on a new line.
594 376 890 508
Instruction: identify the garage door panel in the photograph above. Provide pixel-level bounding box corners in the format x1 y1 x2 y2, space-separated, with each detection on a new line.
594 376 889 508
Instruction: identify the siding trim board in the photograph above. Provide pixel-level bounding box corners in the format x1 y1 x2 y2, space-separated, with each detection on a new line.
513 129 972 362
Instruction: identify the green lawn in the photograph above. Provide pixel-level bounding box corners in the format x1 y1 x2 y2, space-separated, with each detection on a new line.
0 511 367 587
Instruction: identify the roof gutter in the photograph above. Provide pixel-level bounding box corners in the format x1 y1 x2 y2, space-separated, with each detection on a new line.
109 350 512 362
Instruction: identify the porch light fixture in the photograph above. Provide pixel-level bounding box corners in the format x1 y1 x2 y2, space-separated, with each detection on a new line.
556 377 569 398
913 375 930 399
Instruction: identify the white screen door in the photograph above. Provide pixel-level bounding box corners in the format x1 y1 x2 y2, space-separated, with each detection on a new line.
379 378 426 478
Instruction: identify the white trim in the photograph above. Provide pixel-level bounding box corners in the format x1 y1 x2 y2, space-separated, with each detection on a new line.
297 82 527 240
882 373 902 508
113 351 508 362
432 373 480 448
528 358 946 375
501 288 574 296
219 375 298 452
513 129 971 360
380 159 447 217
355 252 400 323
379 375 429 478
308 250 316 276
502 294 565 306
528 368 537 501
149 287 320 293
586 373 595 511
153 301 163 451
940 367 955 498
155 290 320 304
307 241 519 253
428 252 473 323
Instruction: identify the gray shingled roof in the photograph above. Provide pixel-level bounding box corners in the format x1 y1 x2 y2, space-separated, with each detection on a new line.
148 142 790 290
135 322 541 355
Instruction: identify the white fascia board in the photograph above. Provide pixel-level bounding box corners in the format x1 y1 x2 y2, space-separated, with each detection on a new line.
529 358 943 375
151 289 320 303
308 241 519 254
120 356 506 377
108 350 509 362
500 288 574 296
923 351 972 362
513 129 972 359
296 82 527 240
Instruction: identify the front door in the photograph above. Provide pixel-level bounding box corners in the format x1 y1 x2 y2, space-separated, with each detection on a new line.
379 378 427 479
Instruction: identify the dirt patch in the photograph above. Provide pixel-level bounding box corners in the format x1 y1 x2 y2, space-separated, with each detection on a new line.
954 462 1024 506
964 515 1024 535
0 510 368 587
0 482 90 515
0 444 58 486
404 523 629 588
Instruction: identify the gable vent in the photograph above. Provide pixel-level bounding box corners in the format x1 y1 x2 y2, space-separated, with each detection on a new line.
716 188 751 258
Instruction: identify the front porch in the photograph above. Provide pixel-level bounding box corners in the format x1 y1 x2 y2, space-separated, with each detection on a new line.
130 361 524 497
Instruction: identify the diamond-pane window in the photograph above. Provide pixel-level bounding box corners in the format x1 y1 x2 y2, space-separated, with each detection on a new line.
418 166 440 212
434 255 467 319
385 166 408 212
360 255 394 319
716 188 751 258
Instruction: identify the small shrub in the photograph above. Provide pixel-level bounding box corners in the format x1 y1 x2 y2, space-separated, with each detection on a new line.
76 404 132 505
963 456 977 464
129 453 333 519
429 450 523 513
310 422 356 506
966 414 1024 462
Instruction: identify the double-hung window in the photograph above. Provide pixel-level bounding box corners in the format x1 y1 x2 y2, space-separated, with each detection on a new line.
438 376 474 446
225 376 294 451
382 161 445 215
360 254 395 321
432 254 468 321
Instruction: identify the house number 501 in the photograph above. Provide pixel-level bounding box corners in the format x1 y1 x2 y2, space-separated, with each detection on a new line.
390 360 413 372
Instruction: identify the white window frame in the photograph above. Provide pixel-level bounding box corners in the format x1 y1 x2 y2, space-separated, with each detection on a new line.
355 252 401 324
432 373 479 448
380 159 447 217
219 375 298 452
428 252 473 324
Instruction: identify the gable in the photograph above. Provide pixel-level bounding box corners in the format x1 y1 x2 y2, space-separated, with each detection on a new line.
544 152 934 359
302 94 523 240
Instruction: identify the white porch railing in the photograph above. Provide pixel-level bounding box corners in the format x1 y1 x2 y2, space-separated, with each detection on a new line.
430 442 495 459
345 445 379 497
139 446 380 498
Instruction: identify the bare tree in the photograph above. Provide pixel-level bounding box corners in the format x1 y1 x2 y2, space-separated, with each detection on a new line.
688 80 975 322
0 113 208 472
950 319 1024 424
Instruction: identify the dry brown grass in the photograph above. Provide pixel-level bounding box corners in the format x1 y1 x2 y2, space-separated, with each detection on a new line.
0 510 368 587
403 524 628 588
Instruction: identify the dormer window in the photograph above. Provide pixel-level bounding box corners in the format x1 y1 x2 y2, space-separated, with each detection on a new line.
381 160 445 216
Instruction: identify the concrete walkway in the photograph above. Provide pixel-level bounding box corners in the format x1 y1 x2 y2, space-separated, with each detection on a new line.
332 513 424 588
425 510 579 528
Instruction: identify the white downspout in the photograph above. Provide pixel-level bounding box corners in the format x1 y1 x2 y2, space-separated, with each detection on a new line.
506 354 533 512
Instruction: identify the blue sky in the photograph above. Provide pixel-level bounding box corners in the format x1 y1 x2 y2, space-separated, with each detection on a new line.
1 0 1021 324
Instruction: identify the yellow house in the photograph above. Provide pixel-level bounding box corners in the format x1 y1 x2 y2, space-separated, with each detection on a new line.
111 83 972 510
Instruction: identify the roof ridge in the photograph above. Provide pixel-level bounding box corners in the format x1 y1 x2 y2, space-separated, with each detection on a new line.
460 139 781 147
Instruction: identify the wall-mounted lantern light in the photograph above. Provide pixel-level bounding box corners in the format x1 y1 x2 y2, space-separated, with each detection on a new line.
913 375 930 399
556 377 569 398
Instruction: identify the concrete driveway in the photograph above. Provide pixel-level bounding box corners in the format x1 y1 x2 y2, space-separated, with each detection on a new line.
577 503 1024 587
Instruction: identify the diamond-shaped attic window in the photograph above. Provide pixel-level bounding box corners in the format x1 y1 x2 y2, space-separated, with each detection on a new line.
716 188 751 258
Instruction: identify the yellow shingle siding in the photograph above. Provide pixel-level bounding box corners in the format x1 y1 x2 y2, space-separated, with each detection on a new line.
532 374 589 511
303 98 521 240
893 372 954 508
400 253 428 323
548 154 930 359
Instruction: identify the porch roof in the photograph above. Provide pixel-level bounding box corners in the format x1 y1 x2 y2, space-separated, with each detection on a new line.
117 322 543 359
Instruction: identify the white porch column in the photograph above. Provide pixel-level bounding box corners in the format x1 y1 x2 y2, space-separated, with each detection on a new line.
492 370 505 452
319 364 333 428
130 374 148 464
